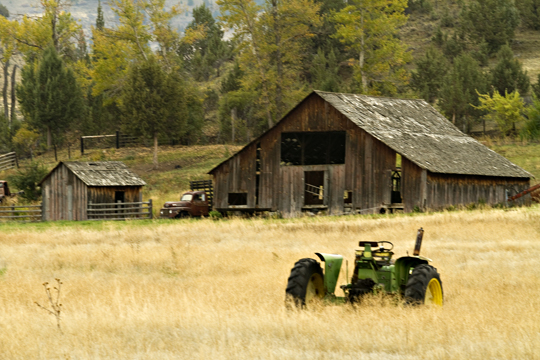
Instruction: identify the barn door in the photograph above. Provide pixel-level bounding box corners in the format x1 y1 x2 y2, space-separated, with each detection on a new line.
304 171 325 206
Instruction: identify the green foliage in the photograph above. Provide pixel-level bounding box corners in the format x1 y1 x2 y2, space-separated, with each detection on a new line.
460 0 519 54
439 54 488 132
17 46 84 150
439 5 454 27
96 0 105 31
7 162 49 202
311 48 341 92
410 46 449 104
408 0 433 14
0 3 9 18
179 4 228 81
12 123 40 159
532 74 540 100
475 90 525 135
490 44 530 96
333 0 412 95
120 57 188 144
516 0 540 30
521 97 540 140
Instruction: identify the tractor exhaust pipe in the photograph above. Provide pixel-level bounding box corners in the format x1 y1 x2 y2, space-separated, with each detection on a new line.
413 228 424 256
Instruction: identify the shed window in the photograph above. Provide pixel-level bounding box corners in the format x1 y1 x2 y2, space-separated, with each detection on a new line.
281 132 346 166
228 193 247 206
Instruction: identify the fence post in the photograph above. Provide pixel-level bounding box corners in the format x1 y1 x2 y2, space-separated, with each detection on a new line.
15 153 19 168
148 199 153 219
81 136 84 155
116 131 120 149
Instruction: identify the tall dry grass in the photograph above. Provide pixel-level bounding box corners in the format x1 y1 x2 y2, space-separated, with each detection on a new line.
1 207 540 359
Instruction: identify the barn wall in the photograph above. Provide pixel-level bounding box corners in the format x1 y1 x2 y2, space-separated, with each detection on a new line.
426 173 531 209
87 186 142 205
212 93 398 216
42 164 88 221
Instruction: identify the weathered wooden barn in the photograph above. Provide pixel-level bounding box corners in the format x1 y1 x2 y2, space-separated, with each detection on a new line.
40 161 146 221
209 91 532 217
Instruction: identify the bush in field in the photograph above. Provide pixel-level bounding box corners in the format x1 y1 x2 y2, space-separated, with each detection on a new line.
7 162 48 202
521 97 540 140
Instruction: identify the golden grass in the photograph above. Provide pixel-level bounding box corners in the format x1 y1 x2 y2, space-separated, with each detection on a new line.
1 207 540 359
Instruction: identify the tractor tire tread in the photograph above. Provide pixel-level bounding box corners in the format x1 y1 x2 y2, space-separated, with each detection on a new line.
285 258 323 306
404 264 443 305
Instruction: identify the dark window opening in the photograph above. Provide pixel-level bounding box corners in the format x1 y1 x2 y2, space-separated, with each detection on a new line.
304 171 325 205
228 193 248 206
391 171 402 203
115 191 125 203
344 190 353 204
281 132 346 166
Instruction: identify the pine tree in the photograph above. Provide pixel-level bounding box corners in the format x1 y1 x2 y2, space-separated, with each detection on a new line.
332 0 411 95
410 46 449 104
96 0 105 31
120 57 187 169
460 0 519 54
516 0 540 30
490 44 530 96
439 54 488 133
17 46 84 158
311 48 340 92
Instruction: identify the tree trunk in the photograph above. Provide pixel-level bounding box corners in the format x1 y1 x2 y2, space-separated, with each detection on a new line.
47 126 52 149
54 144 57 161
231 107 236 143
359 9 367 93
272 0 283 119
10 65 17 129
3 61 9 121
153 133 158 170
239 2 274 129
483 118 486 134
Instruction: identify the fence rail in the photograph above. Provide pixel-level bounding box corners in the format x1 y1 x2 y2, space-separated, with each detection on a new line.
0 204 42 222
87 200 153 221
0 152 17 171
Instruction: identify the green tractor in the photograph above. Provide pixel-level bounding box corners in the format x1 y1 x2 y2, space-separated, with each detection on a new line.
285 228 443 307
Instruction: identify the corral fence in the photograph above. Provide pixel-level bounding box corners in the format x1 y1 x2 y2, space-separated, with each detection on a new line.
87 200 153 221
80 131 139 155
0 152 18 171
0 204 42 222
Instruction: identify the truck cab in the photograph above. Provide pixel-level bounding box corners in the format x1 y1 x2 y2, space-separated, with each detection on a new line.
160 191 209 218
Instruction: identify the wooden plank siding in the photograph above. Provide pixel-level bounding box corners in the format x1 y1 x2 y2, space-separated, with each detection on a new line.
211 92 532 217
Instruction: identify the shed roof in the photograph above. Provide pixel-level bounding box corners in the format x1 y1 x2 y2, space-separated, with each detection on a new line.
316 91 531 178
40 161 146 186
209 91 531 178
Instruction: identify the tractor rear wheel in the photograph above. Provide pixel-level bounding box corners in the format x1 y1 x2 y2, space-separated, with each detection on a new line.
404 264 443 306
285 258 325 308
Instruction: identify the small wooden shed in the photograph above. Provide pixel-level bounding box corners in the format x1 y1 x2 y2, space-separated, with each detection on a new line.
40 161 146 221
209 91 532 217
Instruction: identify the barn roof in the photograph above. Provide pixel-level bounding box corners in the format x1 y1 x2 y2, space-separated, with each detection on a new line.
316 91 531 178
40 161 146 186
209 91 531 178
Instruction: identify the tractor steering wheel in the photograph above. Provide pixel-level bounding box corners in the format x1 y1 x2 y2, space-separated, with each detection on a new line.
373 241 394 253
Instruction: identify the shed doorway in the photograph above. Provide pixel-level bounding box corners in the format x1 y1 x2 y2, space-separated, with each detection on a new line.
304 171 325 206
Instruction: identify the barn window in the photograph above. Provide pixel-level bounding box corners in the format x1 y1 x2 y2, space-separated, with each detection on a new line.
281 132 346 166
228 193 248 206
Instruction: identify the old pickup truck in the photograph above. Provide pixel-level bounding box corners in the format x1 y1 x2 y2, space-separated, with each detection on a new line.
160 180 213 219
160 191 210 218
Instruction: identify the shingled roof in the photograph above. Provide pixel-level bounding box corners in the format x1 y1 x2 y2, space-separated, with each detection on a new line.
315 91 531 178
40 161 146 186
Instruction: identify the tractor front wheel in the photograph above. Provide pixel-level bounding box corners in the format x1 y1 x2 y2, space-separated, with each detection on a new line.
285 258 325 308
404 264 443 306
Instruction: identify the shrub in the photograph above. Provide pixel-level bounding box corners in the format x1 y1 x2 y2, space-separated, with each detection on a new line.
7 162 49 202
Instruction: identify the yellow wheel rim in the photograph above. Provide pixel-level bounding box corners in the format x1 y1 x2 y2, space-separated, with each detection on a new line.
425 278 443 306
305 273 325 304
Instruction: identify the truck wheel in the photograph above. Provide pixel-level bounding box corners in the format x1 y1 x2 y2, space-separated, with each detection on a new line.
285 258 325 308
175 211 189 219
404 264 443 306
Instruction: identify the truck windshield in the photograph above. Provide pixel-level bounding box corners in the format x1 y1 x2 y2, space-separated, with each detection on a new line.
181 194 193 201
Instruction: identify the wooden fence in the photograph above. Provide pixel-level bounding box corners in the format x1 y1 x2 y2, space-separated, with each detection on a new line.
0 204 42 222
87 200 153 220
0 152 17 171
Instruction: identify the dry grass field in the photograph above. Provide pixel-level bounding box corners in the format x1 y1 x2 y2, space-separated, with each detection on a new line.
1 207 540 359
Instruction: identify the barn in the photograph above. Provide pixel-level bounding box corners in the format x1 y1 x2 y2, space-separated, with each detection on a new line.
40 161 146 221
209 91 532 217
